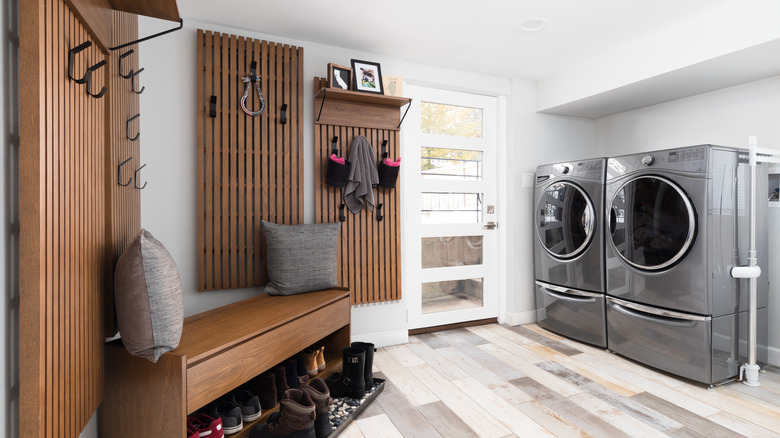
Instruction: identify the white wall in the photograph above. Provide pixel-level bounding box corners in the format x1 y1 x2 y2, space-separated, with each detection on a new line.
504 78 597 324
595 74 780 366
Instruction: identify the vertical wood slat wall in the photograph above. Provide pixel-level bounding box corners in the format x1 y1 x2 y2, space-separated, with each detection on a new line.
20 0 115 435
104 11 141 336
197 30 304 291
312 78 402 305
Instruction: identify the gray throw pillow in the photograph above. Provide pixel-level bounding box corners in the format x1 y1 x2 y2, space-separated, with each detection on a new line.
262 221 340 295
114 229 184 362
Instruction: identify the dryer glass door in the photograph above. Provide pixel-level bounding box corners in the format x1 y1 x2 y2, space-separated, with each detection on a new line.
536 182 595 259
609 175 696 270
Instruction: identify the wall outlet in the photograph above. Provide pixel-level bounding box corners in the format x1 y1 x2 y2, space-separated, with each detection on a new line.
522 173 534 187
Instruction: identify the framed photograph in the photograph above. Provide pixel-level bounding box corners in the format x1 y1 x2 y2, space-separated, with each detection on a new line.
327 63 352 90
350 59 384 94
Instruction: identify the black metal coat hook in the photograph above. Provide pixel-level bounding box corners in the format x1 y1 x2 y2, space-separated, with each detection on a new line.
381 140 389 158
118 157 133 186
134 164 147 189
131 68 145 94
118 50 135 79
127 114 140 141
85 60 107 98
331 136 339 156
376 203 384 221
339 204 346 222
68 41 91 84
209 95 217 118
280 103 288 124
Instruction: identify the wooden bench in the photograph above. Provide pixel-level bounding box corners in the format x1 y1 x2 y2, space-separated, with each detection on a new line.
101 288 351 438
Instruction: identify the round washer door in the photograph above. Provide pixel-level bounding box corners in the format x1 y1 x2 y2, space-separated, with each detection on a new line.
536 181 596 259
608 175 696 271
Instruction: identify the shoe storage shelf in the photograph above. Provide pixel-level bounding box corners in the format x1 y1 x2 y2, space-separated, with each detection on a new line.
101 288 351 438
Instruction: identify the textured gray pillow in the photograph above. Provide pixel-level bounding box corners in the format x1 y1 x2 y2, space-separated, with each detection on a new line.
262 221 340 295
114 229 184 362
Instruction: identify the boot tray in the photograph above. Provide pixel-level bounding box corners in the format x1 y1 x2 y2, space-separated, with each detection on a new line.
327 378 386 438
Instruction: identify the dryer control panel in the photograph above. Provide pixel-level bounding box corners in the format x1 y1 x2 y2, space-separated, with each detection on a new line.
608 146 708 179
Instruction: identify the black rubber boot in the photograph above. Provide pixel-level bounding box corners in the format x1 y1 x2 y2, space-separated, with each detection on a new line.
351 341 376 391
285 359 299 389
326 346 365 399
272 365 289 399
250 372 277 411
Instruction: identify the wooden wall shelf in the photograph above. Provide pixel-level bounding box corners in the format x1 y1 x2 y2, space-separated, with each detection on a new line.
314 87 412 131
102 288 351 438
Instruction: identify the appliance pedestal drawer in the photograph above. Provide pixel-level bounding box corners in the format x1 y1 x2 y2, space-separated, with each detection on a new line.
535 281 606 347
606 297 713 384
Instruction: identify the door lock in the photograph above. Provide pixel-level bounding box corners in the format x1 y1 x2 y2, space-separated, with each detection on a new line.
483 221 497 230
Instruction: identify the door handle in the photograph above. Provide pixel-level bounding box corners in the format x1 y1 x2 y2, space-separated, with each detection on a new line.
483 221 497 230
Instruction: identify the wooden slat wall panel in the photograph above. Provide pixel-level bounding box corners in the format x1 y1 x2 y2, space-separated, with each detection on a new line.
197 30 304 291
104 10 140 336
20 0 107 436
312 77 402 305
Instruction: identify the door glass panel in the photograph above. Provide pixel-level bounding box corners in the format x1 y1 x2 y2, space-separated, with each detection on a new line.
422 236 483 268
421 147 483 180
421 102 483 138
422 278 483 314
421 192 482 224
536 182 595 258
610 177 695 269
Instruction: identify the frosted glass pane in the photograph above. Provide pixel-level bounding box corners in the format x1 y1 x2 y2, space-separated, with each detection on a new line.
422 278 483 314
421 102 483 138
421 192 482 224
422 236 483 268
421 147 483 180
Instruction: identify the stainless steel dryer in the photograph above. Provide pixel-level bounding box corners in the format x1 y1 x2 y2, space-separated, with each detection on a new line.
534 158 606 347
605 145 768 384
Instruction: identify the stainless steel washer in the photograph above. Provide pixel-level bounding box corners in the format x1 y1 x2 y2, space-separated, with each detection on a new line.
605 145 768 384
534 158 606 347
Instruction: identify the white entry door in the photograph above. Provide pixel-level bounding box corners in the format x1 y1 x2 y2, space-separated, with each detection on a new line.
404 85 499 329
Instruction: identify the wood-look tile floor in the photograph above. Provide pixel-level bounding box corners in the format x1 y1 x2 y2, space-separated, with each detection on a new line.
341 323 780 438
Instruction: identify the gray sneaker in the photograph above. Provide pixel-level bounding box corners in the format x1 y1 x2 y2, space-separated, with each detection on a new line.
232 389 262 423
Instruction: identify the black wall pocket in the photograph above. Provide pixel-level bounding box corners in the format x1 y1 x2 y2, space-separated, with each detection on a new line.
325 136 351 188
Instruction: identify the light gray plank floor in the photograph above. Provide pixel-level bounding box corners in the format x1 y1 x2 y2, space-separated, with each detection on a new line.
344 323 780 438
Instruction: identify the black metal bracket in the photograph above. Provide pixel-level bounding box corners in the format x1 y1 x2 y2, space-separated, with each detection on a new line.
131 68 145 94
339 204 346 222
280 103 288 124
118 157 133 186
118 50 135 79
316 88 327 122
398 100 412 129
381 140 388 159
109 18 184 51
376 204 384 221
134 164 147 189
331 136 339 156
85 60 107 98
68 41 91 84
209 95 217 118
127 114 140 141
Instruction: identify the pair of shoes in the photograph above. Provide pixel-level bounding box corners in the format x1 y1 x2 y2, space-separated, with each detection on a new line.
249 377 333 438
325 342 375 399
188 413 224 438
303 346 326 377
208 389 262 435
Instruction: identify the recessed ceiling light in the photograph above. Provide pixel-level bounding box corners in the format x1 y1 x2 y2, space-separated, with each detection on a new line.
519 17 548 32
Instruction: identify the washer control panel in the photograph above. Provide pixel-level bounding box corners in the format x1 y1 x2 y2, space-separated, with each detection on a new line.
608 146 708 178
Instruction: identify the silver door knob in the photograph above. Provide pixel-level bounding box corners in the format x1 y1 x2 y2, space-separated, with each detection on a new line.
483 221 497 230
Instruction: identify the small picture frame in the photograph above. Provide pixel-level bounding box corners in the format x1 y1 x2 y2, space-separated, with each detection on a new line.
350 59 384 94
327 63 352 90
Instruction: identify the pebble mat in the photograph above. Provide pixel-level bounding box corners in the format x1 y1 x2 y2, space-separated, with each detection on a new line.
326 379 385 437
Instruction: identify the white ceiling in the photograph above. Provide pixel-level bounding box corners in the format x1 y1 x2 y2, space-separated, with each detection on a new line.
179 0 736 81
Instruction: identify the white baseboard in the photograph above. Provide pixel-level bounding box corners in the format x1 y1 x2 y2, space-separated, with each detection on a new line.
351 329 408 348
768 345 780 367
502 310 536 327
